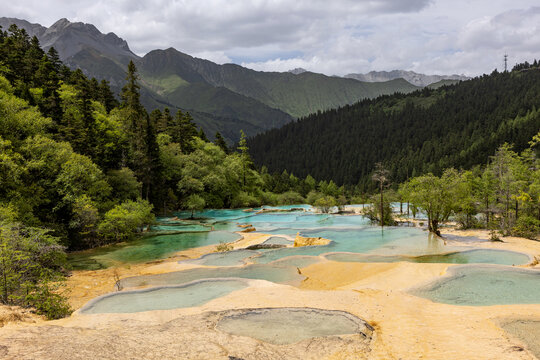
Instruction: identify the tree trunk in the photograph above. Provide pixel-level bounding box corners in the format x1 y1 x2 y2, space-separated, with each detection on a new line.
485 197 489 228
515 200 519 220
380 182 384 227
430 219 440 236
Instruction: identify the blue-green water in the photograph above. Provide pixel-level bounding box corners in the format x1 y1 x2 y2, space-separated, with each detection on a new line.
70 206 530 270
69 231 241 270
325 249 530 266
251 227 457 264
263 236 293 245
80 279 248 314
410 266 540 305
185 249 260 266
216 308 370 345
75 206 540 312
119 263 306 289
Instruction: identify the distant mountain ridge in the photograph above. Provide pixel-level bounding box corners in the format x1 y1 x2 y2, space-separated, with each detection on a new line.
345 70 469 87
0 17 423 142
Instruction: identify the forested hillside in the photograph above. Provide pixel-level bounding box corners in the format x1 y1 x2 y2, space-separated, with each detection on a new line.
0 24 326 253
248 68 540 189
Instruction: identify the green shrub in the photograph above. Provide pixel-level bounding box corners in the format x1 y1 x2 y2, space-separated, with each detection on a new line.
277 191 305 205
231 191 260 208
257 191 279 206
313 195 337 213
512 216 540 239
0 223 71 319
306 191 324 205
23 280 72 320
98 199 154 244
215 241 233 252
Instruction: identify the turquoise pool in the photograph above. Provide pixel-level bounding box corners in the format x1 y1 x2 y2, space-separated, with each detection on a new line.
80 279 248 314
120 263 306 289
410 265 540 306
216 308 372 345
324 249 530 266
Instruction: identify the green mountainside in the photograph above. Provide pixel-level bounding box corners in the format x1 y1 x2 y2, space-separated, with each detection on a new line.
0 18 421 142
141 48 420 118
248 69 540 189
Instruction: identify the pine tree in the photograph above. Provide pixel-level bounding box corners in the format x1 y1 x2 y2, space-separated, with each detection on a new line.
47 47 61 73
156 108 172 133
214 132 229 154
120 61 148 177
198 128 208 142
237 130 253 188
97 79 118 112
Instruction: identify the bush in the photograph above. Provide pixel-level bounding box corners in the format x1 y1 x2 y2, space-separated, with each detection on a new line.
313 195 337 213
512 216 540 239
98 199 154 244
23 281 72 320
0 223 71 319
215 240 233 252
231 191 260 208
350 195 366 205
277 191 305 205
306 191 324 205
257 191 279 206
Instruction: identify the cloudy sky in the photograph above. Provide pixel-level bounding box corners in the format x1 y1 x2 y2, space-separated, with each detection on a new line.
3 0 540 76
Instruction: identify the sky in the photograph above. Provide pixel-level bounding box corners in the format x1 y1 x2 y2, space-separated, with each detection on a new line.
3 0 540 76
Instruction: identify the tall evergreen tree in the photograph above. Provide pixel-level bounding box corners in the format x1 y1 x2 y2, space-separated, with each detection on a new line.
214 132 229 154
120 60 148 171
97 79 118 112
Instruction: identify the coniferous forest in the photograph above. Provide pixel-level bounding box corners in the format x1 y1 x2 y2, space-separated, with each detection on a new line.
248 69 540 189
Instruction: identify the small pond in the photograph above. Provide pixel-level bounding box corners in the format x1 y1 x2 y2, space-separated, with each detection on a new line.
80 279 248 314
216 308 372 345
410 265 540 306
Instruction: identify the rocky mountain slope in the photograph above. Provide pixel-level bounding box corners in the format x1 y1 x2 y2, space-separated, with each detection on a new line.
345 70 469 87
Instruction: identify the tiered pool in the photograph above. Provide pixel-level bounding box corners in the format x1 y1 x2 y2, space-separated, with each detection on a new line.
80 279 248 314
410 265 540 306
75 206 538 313
216 308 373 345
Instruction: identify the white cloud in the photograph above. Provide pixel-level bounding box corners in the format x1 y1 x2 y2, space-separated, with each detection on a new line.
2 0 540 76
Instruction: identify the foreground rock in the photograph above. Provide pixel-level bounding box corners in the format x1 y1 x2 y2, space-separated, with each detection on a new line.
0 308 372 360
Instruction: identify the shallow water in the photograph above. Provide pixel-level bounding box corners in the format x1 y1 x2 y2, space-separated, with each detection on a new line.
69 231 241 270
325 249 530 266
263 236 293 245
216 308 371 345
183 249 260 266
70 206 519 271
252 227 460 264
120 263 305 288
80 279 248 314
410 265 540 305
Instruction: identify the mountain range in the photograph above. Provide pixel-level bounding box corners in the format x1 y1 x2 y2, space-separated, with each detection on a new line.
0 17 465 142
345 70 469 87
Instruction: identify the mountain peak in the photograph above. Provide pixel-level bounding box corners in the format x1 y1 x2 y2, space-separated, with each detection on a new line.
50 18 71 29
288 68 308 75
